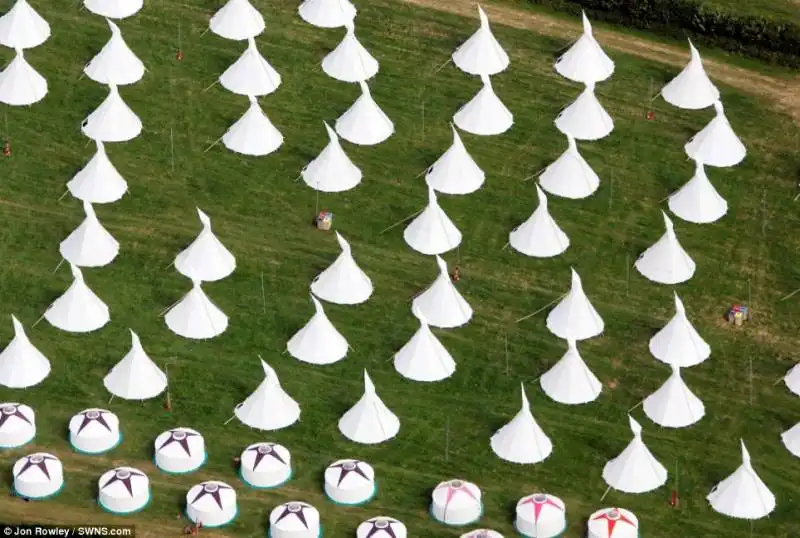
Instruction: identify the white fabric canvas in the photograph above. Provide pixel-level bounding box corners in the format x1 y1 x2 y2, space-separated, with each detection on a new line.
411 255 472 329
84 20 144 86
164 279 228 339
784 362 800 396
338 370 400 444
84 0 142 19
45 264 110 333
509 184 569 258
310 231 373 305
540 338 602 405
453 74 513 136
425 124 485 195
452 6 509 76
235 359 300 430
0 0 49 49
393 308 456 382
175 208 236 282
67 140 128 204
685 100 746 167
222 95 283 156
404 186 462 255
539 134 599 199
103 330 168 400
649 293 710 368
335 80 394 145
0 315 50 389
782 423 800 458
59 201 119 268
301 122 362 192
209 0 264 41
707 440 776 519
0 48 46 106
554 12 614 83
287 295 349 365
661 40 719 110
219 37 281 97
668 160 728 224
299 0 356 28
554 82 613 141
643 364 705 428
635 211 695 284
81 84 142 143
546 268 604 340
490 384 553 464
322 21 378 83
602 415 668 494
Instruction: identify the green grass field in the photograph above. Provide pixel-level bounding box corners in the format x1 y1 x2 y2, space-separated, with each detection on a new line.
0 0 798 536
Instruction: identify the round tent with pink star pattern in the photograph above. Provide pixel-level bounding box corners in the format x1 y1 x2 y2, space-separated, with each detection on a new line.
430 479 483 526
12 452 63 499
514 493 566 538
186 480 238 527
97 466 150 514
154 427 206 474
269 501 321 538
323 459 376 505
239 442 292 489
587 507 638 538
357 516 406 538
0 402 35 448
68 408 121 455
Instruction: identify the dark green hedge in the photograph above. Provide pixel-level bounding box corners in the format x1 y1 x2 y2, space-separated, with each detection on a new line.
525 0 800 67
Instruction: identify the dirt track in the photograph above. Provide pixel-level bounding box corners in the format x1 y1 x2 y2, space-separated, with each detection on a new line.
401 0 800 121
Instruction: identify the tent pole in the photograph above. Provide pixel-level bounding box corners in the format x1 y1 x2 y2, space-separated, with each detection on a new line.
515 293 565 323
260 272 267 314
749 356 753 406
608 174 614 212
504 332 509 375
108 394 114 404
379 209 423 234
628 399 644 412
224 415 236 425
420 101 425 141
779 287 800 301
158 298 181 317
202 80 218 92
625 254 630 296
203 136 223 153
52 259 64 274
57 190 70 202
501 241 510 250
315 189 319 215
432 57 451 74
599 486 611 502
170 128 175 173
444 417 449 460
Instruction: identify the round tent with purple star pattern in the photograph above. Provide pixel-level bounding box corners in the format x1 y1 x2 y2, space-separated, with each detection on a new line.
97 466 150 514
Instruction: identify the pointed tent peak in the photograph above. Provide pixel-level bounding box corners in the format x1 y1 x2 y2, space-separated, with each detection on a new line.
323 121 338 142
190 277 203 289
569 267 582 289
358 80 370 96
628 414 642 437
196 207 211 228
106 18 121 35
535 183 547 207
411 304 429 326
70 263 84 282
310 294 324 314
129 329 142 349
247 36 257 49
673 292 686 315
344 18 355 32
519 382 530 410
435 255 448 275
449 122 464 144
740 439 751 467
82 200 97 219
688 39 700 60
10 314 24 336
477 4 489 26
95 139 107 153
247 95 258 106
566 336 578 351
566 133 577 151
713 100 724 115
363 369 375 394
427 184 439 206
581 10 592 34
693 157 706 172
669 362 681 376
661 210 674 233
260 358 276 379
107 83 119 94
584 80 596 92
479 73 492 87
13 47 24 58
334 231 351 253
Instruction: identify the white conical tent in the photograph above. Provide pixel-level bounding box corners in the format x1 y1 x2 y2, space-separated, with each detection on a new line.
84 20 145 86
301 122 362 192
59 201 119 268
164 278 228 339
322 21 378 83
649 293 710 368
209 0 265 41
509 184 570 258
554 82 613 141
411 255 472 329
393 309 456 382
540 338 602 405
0 315 50 389
84 0 143 19
310 232 373 305
602 415 668 494
539 134 600 199
707 440 776 519
81 84 142 143
103 330 168 400
338 370 400 444
287 295 349 365
174 208 236 282
425 124 485 195
0 48 46 106
453 74 513 136
643 363 705 428
67 140 128 204
298 0 356 28
0 0 50 49
234 359 301 431
546 268 604 340
554 11 614 84
784 362 800 396
219 37 281 97
451 6 509 76
635 212 696 285
335 80 394 146
45 264 110 333
685 100 746 168
661 40 719 110
403 186 462 255
222 95 283 157
782 423 800 458
490 384 553 464
668 160 728 224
